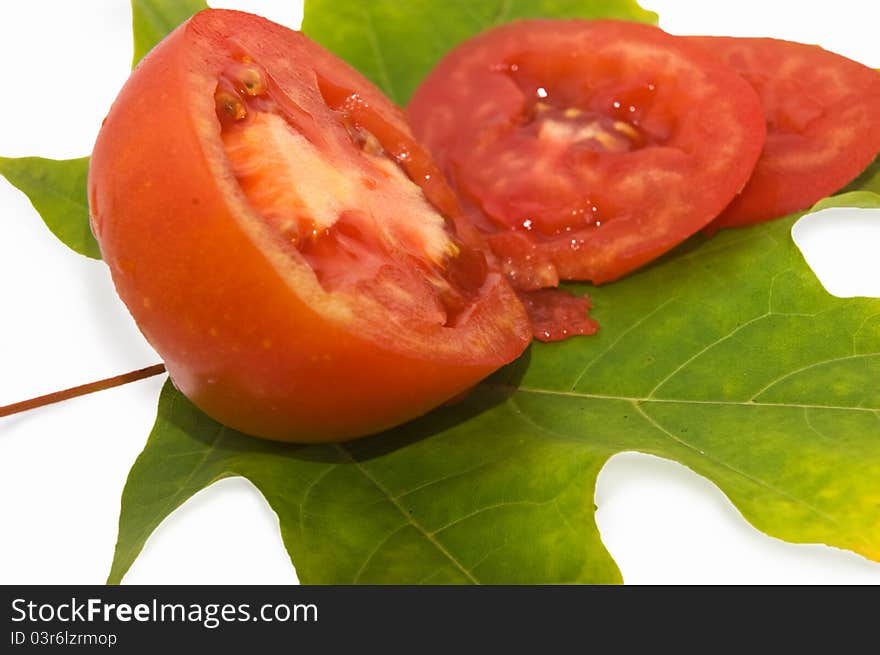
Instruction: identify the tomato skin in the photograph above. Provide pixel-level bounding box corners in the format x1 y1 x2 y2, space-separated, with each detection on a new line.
694 37 880 229
409 20 766 285
89 10 530 442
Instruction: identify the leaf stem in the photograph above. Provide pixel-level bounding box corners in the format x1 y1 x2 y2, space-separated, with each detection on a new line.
0 364 166 419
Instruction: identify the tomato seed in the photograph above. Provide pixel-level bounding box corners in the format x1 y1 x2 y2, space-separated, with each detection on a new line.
229 63 267 96
215 89 247 121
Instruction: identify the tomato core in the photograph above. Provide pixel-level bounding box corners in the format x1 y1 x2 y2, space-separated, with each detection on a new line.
508 61 656 155
456 58 678 242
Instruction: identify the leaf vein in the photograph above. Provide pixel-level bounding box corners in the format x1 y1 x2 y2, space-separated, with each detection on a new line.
570 295 679 391
853 312 880 353
467 542 508 575
802 408 833 443
513 385 880 413
647 312 770 399
632 402 848 531
393 458 506 501
351 523 409 584
431 499 548 536
553 499 580 535
749 353 880 401
298 463 341 536
334 444 480 584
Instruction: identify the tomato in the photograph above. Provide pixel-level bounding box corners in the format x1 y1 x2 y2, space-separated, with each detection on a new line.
88 9 531 443
409 20 766 286
691 37 880 230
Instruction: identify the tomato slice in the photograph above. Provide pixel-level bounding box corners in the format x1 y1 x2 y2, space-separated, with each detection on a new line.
409 20 766 286
690 37 880 230
89 10 531 442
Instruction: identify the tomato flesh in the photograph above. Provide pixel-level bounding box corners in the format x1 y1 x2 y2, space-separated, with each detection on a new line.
518 289 598 342
216 57 491 328
409 20 767 286
88 10 531 442
692 37 880 230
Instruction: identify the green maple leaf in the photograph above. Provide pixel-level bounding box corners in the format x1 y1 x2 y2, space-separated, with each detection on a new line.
3 0 880 583
0 0 207 260
107 191 880 584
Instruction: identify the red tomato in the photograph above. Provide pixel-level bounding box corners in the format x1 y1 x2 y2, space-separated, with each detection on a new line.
409 20 766 286
88 10 531 443
692 37 880 230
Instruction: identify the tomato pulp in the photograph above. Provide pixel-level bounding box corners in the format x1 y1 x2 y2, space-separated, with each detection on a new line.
692 37 880 230
409 20 766 287
89 10 531 442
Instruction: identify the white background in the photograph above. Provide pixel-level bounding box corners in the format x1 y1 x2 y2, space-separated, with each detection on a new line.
1 0 879 585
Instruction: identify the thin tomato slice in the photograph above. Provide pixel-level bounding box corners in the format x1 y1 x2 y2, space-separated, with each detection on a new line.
693 37 880 230
409 20 766 286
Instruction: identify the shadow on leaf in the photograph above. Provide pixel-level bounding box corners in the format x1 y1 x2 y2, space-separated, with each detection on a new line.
159 346 532 466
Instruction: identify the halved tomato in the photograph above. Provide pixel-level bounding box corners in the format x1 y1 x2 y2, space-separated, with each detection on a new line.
409 20 766 286
692 37 880 230
88 10 531 442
